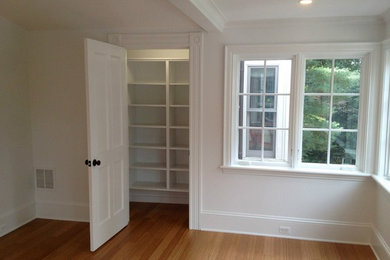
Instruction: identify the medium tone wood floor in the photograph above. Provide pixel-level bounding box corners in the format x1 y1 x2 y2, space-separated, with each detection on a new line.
0 202 376 259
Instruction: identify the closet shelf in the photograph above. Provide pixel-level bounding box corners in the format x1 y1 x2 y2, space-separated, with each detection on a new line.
169 126 189 129
169 82 189 86
168 183 189 192
130 163 167 170
170 164 189 171
169 105 189 108
128 82 165 86
129 144 166 150
169 146 189 150
131 182 167 191
129 124 166 129
129 104 166 107
129 58 189 195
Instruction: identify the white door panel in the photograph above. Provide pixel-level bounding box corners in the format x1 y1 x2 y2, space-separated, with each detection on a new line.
85 39 129 251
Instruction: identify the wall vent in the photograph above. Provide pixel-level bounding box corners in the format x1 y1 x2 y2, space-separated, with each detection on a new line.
35 169 55 189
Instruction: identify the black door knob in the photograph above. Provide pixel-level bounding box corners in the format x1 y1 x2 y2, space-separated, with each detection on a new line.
85 160 91 167
92 159 101 166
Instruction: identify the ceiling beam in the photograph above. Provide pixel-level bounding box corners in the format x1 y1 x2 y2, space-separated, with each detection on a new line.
169 0 225 32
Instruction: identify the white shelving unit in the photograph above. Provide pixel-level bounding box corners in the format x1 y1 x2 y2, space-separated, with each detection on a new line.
128 50 189 193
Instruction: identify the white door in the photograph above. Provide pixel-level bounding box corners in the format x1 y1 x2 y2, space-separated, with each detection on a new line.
85 39 129 251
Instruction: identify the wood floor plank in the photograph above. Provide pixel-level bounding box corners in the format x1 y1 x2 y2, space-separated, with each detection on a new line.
0 202 377 259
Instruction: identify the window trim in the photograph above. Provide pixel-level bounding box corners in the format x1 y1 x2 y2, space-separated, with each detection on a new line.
223 43 380 175
240 62 287 160
378 39 390 179
298 55 365 171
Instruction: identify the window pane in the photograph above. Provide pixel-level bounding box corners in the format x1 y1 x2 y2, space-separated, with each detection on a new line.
332 96 359 129
239 96 243 126
302 131 328 163
265 130 289 161
238 129 243 159
248 129 262 151
303 96 330 128
248 112 262 127
334 59 361 93
268 60 292 94
249 95 263 109
330 132 357 165
305 59 332 93
263 129 275 153
266 68 276 93
265 112 275 127
238 60 292 163
275 95 290 128
239 129 288 162
249 67 264 93
265 95 275 109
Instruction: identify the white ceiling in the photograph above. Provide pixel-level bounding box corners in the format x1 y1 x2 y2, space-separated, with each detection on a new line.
0 0 389 32
213 0 390 21
0 0 199 31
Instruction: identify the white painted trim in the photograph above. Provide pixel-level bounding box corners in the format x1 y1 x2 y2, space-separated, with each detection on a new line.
223 42 381 174
189 32 203 229
372 175 390 195
130 190 189 204
225 15 384 30
169 0 225 32
200 209 372 244
377 40 390 176
35 201 89 222
221 165 371 181
108 32 203 230
108 33 191 49
0 202 35 237
371 226 390 260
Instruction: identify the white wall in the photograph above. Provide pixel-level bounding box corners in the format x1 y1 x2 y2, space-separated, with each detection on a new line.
372 183 390 260
0 17 35 236
27 5 199 221
198 19 383 244
28 30 105 221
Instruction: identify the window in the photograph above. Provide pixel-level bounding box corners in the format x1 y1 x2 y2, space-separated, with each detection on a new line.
223 44 377 174
302 59 361 166
238 60 292 164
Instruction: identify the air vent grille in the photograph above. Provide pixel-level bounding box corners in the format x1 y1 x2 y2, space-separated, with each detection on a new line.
35 169 55 189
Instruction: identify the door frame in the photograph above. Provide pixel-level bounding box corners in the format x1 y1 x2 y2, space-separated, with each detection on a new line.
108 32 203 229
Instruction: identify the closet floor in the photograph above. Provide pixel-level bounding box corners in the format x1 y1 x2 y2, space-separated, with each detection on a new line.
0 202 376 259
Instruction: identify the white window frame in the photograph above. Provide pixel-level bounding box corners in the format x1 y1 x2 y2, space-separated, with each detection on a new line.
224 51 295 168
241 63 286 160
299 55 364 171
378 39 390 179
223 43 380 176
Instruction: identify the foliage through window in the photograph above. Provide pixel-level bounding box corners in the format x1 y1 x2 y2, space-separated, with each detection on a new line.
302 59 361 165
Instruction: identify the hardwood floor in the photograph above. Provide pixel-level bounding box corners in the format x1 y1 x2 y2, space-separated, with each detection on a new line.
0 202 376 259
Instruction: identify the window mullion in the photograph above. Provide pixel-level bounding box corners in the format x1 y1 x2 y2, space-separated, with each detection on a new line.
261 61 267 161
327 59 335 165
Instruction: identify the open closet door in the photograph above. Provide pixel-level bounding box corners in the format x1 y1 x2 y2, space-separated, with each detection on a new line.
84 39 129 251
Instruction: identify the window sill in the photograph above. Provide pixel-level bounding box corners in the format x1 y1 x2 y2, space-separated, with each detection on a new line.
372 175 390 194
220 165 371 181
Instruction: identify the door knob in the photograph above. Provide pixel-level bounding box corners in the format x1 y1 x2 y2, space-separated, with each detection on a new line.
85 160 91 167
92 159 101 166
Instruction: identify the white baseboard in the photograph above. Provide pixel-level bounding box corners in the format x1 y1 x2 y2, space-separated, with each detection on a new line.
130 189 189 204
0 202 35 237
371 226 390 260
35 201 89 222
200 210 372 245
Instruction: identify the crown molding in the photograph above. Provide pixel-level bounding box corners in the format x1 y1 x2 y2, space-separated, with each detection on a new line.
169 0 225 32
224 15 385 30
